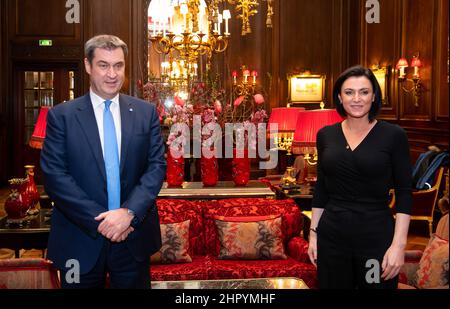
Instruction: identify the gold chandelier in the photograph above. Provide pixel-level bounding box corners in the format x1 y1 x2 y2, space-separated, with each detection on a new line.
148 0 231 64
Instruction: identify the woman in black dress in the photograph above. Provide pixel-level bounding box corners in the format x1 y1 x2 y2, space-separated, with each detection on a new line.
307 65 412 289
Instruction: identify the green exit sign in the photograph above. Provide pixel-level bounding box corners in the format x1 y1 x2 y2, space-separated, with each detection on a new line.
39 40 53 46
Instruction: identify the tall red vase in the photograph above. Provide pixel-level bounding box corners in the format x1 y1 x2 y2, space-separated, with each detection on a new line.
166 150 185 187
24 165 40 213
201 148 218 187
232 148 250 186
4 178 31 221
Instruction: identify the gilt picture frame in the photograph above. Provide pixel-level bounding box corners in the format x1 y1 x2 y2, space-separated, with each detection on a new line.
288 73 326 104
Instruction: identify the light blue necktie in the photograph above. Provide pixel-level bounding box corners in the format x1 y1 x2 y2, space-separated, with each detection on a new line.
103 100 120 210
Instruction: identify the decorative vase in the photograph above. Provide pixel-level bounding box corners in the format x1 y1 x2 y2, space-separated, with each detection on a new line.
24 165 40 214
4 178 32 223
232 148 250 186
201 148 218 187
166 150 185 187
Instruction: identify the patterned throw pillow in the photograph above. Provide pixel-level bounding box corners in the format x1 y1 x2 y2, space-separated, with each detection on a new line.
151 220 192 264
415 234 449 288
214 215 287 260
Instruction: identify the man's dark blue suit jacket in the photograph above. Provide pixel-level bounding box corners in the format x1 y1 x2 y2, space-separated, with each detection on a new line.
40 93 166 274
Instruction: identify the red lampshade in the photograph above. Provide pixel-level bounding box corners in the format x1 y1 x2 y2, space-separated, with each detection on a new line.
396 57 409 69
293 109 342 148
29 106 50 149
268 107 304 132
410 56 422 67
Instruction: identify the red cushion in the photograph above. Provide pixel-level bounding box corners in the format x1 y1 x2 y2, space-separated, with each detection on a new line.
203 198 302 255
207 257 318 288
156 199 205 255
287 236 310 263
150 256 210 281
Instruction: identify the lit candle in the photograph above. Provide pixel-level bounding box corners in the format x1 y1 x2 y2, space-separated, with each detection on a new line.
163 17 166 37
152 18 156 36
399 67 405 78
198 13 203 33
243 69 250 83
251 70 258 85
180 3 188 32
413 66 419 78
218 13 223 35
232 70 238 85
223 10 231 35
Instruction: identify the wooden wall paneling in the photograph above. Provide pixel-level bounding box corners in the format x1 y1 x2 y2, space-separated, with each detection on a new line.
83 0 132 94
130 0 148 96
329 0 353 108
0 0 6 185
399 0 434 121
11 0 81 42
269 0 281 111
278 0 344 109
399 0 448 154
226 5 264 76
434 0 449 123
261 0 274 112
6 0 84 62
359 0 402 120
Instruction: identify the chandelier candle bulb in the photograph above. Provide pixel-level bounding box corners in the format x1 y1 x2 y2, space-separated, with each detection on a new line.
223 9 231 35
218 13 223 35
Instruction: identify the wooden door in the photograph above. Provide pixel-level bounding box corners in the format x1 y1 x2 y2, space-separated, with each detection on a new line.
12 63 80 184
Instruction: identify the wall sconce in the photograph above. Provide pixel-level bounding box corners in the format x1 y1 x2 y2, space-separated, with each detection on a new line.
396 54 423 107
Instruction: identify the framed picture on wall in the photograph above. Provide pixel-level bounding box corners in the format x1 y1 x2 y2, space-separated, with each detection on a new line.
288 73 326 104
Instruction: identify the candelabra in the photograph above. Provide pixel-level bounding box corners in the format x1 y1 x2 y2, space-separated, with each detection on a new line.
231 66 257 98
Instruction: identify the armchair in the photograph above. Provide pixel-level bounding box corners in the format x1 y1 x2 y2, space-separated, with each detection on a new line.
390 166 445 236
0 258 60 289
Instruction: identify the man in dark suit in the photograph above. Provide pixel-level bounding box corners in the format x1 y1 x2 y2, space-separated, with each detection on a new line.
40 34 166 288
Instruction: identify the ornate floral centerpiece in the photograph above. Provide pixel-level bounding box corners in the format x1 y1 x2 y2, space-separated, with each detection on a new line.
139 70 267 187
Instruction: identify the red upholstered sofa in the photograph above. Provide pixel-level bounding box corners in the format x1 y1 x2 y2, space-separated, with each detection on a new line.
151 198 318 288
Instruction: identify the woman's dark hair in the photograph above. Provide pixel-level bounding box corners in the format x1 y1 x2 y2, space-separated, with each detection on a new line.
333 65 382 122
